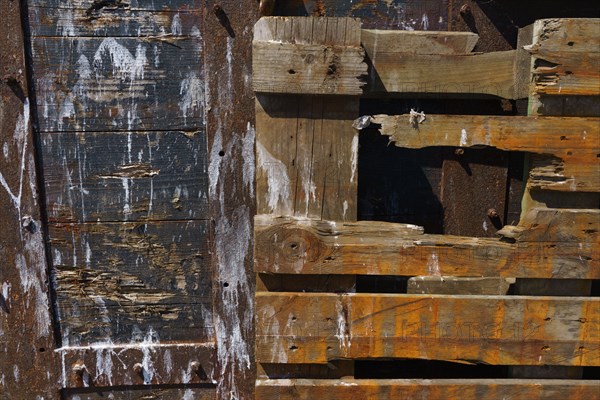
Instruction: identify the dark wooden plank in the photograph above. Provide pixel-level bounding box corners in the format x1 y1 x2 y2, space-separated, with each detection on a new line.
254 216 599 279
64 387 215 400
32 37 205 131
49 221 213 345
203 1 259 398
41 131 208 222
29 4 202 37
256 293 600 366
59 343 214 387
256 379 600 399
0 0 61 397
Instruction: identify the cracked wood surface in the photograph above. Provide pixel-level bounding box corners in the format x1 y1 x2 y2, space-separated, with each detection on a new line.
256 293 599 366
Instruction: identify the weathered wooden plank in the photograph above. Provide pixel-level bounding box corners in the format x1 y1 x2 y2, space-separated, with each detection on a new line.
32 36 205 131
41 131 208 222
256 379 600 399
253 17 367 95
255 18 360 221
29 6 202 37
407 276 514 295
0 1 61 397
256 293 600 365
64 387 214 400
361 29 479 55
374 114 600 192
58 343 214 387
254 215 599 278
49 221 213 345
529 19 600 97
203 1 258 398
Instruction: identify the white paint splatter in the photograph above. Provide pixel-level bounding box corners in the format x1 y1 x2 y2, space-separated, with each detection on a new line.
93 38 147 82
427 252 440 276
13 365 19 383
85 240 92 267
421 13 429 30
171 13 182 36
350 133 359 183
343 200 349 219
483 220 488 232
335 296 351 355
241 122 255 198
256 142 291 214
260 305 287 363
179 72 204 123
163 349 173 378
57 9 76 37
121 177 131 216
182 389 195 400
3 142 8 158
460 128 468 147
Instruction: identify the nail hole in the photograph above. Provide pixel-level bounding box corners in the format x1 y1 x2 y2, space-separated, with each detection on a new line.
567 41 575 46
560 136 567 140
218 150 225 157
544 317 551 321
567 151 572 156
288 69 296 74
223 282 229 288
290 243 297 249
291 316 297 321
565 70 573 75
39 347 46 352
290 345 298 350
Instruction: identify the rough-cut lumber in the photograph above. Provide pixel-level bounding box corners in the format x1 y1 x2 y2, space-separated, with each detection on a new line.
254 215 599 279
41 131 208 222
256 379 600 399
63 388 215 400
255 17 360 221
374 114 600 192
58 343 214 387
361 29 479 55
407 276 514 295
253 17 367 95
528 19 600 97
256 293 599 365
49 221 213 345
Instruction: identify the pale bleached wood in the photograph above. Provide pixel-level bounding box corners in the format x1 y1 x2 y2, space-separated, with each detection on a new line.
374 114 600 192
253 215 599 279
407 276 515 295
256 379 600 400
361 29 479 55
256 293 599 365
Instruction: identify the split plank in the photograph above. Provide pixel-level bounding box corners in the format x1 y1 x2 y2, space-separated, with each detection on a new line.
256 379 600 399
256 293 600 366
374 114 600 192
32 37 205 132
49 221 213 345
253 17 367 95
254 215 599 279
41 131 208 222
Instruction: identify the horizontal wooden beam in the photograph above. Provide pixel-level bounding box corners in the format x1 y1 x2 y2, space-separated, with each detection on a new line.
373 114 600 192
254 213 599 279
256 379 599 399
256 293 599 366
361 29 479 55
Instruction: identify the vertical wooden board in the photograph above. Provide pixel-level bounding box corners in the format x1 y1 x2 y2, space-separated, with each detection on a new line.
32 37 205 132
48 221 213 345
41 131 208 222
204 1 258 398
0 1 61 397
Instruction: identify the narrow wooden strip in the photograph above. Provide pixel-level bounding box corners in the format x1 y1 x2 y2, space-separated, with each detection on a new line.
59 342 214 387
407 276 514 295
256 293 600 366
375 114 600 191
361 29 479 55
254 216 599 278
64 388 215 400
256 379 600 399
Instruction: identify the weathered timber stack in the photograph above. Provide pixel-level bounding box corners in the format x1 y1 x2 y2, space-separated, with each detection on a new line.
253 17 599 398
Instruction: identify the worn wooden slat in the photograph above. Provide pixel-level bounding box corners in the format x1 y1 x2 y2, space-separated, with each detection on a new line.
32 37 204 132
254 215 599 278
253 17 367 95
256 293 600 366
255 18 360 221
59 343 214 387
49 221 212 345
407 276 514 295
0 1 61 397
256 379 600 399
361 29 479 55
374 114 600 192
41 131 208 222
529 19 600 97
64 387 214 400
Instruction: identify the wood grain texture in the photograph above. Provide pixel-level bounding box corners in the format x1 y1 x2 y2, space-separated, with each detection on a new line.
32 36 205 132
256 379 600 399
49 221 213 345
63 387 215 400
254 215 599 279
407 276 514 295
375 114 600 192
256 293 600 366
41 131 208 222
253 17 367 95
0 0 61 397
529 19 600 97
361 29 479 55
